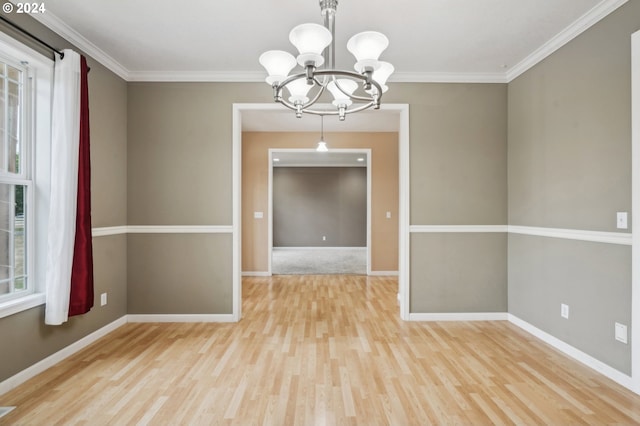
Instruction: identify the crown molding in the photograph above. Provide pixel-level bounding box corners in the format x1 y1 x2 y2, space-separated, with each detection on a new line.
128 70 509 83
506 0 628 82
389 72 508 84
24 7 129 81
127 70 266 82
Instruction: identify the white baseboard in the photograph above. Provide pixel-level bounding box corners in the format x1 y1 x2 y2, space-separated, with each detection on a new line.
0 316 127 396
127 314 236 323
368 271 399 276
409 312 508 321
242 271 272 277
508 314 635 393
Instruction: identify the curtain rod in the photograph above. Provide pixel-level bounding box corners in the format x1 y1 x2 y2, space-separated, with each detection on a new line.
0 15 64 59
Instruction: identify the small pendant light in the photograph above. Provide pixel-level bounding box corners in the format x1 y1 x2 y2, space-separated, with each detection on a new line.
316 115 328 152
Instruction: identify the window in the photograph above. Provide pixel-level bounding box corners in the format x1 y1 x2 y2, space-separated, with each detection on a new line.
0 32 52 318
0 58 30 302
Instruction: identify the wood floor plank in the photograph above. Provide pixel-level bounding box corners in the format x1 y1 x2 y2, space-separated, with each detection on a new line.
1 275 640 424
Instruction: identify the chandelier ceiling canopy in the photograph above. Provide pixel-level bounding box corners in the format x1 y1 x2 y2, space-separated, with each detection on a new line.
259 0 394 121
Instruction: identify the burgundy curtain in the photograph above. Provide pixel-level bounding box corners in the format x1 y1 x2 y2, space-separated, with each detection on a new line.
68 56 94 317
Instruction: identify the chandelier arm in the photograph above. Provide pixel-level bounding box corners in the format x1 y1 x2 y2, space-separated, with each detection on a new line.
277 99 302 112
333 77 383 103
274 70 383 114
302 101 377 116
273 83 327 113
276 96 337 116
303 78 327 107
312 69 366 79
275 71 380 105
331 75 353 99
278 69 367 86
355 85 382 104
275 72 313 93
275 100 377 117
311 70 384 103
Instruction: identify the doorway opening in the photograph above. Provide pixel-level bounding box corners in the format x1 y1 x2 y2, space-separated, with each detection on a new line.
268 149 371 275
233 103 410 321
630 29 639 394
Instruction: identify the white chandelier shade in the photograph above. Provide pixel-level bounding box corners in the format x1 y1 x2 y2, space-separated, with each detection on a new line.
289 23 332 67
347 31 389 73
327 79 358 107
285 77 313 104
258 50 297 85
259 0 393 120
370 61 394 93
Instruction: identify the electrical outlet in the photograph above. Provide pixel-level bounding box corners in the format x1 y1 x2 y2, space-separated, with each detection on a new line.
615 322 628 344
322 236 326 241
617 212 628 229
561 303 569 319
100 293 107 306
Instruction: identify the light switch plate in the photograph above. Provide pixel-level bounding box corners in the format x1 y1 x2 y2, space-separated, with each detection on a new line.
615 322 628 344
561 303 569 319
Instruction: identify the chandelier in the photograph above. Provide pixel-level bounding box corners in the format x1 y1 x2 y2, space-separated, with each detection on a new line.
259 0 394 121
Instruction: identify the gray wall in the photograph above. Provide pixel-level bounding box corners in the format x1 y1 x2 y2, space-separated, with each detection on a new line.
127 234 232 314
508 234 631 373
0 16 128 382
126 82 271 314
507 1 640 374
411 233 507 313
273 167 367 247
388 83 509 314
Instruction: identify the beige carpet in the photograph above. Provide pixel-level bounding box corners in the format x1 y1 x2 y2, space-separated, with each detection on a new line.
272 247 366 275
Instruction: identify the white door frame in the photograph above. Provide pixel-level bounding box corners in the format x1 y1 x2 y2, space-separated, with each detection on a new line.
268 148 372 275
232 103 410 321
630 29 640 394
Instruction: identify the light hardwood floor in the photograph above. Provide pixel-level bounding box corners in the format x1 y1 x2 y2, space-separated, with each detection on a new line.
2 275 640 424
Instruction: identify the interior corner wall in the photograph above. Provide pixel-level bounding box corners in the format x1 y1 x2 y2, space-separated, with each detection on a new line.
507 0 640 374
0 15 128 382
242 132 399 273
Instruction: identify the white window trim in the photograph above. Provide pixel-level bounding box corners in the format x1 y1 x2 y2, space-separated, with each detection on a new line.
0 31 53 319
